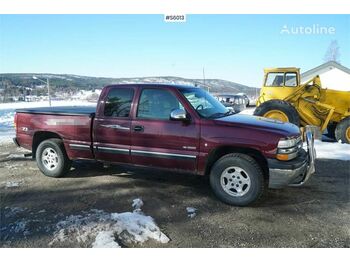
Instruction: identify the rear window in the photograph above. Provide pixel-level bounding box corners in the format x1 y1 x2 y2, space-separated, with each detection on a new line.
104 88 134 117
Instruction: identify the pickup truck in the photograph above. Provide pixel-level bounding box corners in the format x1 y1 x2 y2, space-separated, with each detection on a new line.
14 84 316 206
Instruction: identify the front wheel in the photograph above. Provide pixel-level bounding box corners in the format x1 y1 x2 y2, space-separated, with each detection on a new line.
209 153 265 206
254 99 300 126
36 138 72 177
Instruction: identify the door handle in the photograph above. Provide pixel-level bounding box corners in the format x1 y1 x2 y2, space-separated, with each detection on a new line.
133 125 144 132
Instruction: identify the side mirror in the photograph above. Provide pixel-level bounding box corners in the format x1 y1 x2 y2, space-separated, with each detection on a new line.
170 109 188 121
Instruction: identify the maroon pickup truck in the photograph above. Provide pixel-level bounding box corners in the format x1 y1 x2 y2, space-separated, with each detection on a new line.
14 84 316 206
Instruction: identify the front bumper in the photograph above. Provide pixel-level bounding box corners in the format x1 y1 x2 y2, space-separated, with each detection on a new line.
268 127 316 189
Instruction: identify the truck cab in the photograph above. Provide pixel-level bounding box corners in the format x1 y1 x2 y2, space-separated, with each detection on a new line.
258 67 300 106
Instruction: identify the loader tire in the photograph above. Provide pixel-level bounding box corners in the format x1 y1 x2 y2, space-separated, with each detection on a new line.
254 99 300 126
335 117 350 144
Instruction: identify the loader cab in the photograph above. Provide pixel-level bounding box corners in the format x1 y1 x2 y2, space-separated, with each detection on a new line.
257 68 300 106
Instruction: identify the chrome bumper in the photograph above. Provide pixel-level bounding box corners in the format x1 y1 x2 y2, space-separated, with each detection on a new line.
268 126 316 189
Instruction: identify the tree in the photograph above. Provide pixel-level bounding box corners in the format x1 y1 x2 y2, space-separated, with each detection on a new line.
323 40 340 63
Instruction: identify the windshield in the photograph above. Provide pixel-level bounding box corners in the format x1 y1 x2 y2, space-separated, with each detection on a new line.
180 88 231 119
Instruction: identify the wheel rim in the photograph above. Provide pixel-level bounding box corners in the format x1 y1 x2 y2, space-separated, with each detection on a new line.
220 166 251 197
41 147 59 171
263 110 289 122
346 126 350 142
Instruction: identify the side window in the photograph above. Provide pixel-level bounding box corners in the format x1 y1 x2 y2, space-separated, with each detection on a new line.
137 89 183 120
265 73 284 87
104 88 134 117
285 72 297 87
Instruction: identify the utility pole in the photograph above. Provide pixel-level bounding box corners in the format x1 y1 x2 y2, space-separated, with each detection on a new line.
203 67 208 93
33 76 51 106
47 78 51 106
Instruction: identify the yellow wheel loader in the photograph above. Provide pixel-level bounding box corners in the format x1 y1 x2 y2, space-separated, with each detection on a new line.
254 67 350 143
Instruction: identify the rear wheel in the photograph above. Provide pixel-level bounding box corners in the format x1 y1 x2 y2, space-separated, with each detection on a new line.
335 117 350 144
36 138 72 177
254 99 300 126
209 153 264 206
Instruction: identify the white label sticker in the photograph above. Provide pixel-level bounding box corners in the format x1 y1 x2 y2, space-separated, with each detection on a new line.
164 14 186 23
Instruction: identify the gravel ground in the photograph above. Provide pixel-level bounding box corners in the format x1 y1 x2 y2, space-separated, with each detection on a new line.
0 143 349 248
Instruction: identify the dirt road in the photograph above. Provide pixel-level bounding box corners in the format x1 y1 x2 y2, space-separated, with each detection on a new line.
0 143 349 248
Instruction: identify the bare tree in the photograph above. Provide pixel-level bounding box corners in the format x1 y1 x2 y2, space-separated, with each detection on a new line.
324 40 340 63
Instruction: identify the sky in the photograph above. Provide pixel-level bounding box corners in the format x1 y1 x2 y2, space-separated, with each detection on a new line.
0 15 349 87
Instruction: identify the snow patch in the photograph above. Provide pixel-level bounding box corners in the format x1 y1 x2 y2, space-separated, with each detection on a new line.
6 153 26 159
49 203 169 247
132 198 144 212
92 231 121 248
186 207 197 218
239 107 255 115
4 180 22 188
313 140 350 160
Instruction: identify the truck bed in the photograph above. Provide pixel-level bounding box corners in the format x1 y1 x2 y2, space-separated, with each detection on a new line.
15 106 96 160
15 106 96 117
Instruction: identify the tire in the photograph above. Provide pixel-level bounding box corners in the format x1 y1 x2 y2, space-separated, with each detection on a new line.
35 138 72 177
254 99 300 126
326 123 336 139
335 117 350 144
209 153 265 206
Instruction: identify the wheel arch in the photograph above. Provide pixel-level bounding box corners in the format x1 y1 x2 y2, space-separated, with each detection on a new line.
32 131 63 158
204 145 269 180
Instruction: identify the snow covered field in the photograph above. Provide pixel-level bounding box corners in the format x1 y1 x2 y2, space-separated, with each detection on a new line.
0 103 349 161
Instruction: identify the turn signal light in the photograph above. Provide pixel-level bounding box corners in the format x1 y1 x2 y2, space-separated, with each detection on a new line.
276 154 290 161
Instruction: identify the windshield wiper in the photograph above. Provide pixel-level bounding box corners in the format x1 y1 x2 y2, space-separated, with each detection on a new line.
208 110 234 119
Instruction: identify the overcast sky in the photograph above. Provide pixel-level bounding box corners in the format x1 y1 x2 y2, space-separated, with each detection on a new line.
0 15 349 87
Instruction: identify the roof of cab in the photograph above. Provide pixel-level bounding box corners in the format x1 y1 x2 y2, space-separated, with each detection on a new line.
104 83 201 90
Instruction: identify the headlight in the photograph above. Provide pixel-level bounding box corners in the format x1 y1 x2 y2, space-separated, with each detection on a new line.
276 136 302 161
278 136 300 148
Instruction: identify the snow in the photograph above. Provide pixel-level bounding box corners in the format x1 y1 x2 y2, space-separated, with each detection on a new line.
92 231 121 248
239 107 255 115
49 199 169 248
186 207 197 218
4 181 21 188
132 198 144 211
312 140 350 161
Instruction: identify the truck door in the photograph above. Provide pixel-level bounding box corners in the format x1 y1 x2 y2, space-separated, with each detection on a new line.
130 87 200 172
93 86 135 163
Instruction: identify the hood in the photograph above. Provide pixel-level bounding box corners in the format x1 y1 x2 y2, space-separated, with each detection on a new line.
214 114 300 137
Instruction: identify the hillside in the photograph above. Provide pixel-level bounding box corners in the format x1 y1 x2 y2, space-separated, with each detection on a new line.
0 73 259 96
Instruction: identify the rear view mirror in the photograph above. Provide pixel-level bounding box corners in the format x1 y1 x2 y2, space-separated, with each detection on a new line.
170 109 188 121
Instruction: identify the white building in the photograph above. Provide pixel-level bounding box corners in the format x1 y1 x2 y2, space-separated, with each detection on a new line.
301 61 350 91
